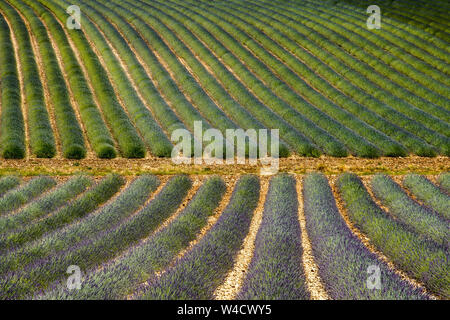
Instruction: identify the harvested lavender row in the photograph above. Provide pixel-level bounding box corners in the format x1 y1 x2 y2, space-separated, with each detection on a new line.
436 172 450 194
403 174 450 220
0 175 159 277
337 173 449 298
238 174 308 300
0 176 56 216
0 174 124 252
0 176 21 197
41 176 226 299
0 175 190 299
140 175 260 300
0 175 92 235
303 173 427 300
371 174 449 247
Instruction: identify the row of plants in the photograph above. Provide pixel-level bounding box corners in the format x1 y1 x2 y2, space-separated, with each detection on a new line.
38 0 146 158
41 176 226 299
0 1 56 158
0 175 92 235
104 0 274 157
0 175 159 277
0 14 25 158
402 174 450 220
246 0 450 117
120 0 314 157
0 175 191 299
437 173 450 194
53 0 173 157
287 0 450 92
139 175 260 299
303 173 427 299
0 174 124 252
21 0 117 158
370 174 449 247
327 1 450 63
336 173 449 298
171 0 382 158
256 0 450 110
238 174 309 299
304 0 450 75
220 0 449 155
0 176 21 197
11 0 86 159
0 176 56 217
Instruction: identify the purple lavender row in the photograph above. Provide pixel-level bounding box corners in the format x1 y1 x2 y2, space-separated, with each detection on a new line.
0 176 21 198
0 175 158 278
0 175 92 235
337 173 449 298
303 173 427 299
371 174 449 248
140 175 260 300
238 174 308 299
0 175 191 300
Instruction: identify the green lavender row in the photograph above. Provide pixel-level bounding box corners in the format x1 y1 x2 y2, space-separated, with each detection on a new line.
10 0 86 159
0 14 25 159
0 176 21 197
21 0 116 158
0 1 55 158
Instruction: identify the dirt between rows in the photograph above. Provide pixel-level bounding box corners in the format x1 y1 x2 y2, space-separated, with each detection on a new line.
0 155 447 176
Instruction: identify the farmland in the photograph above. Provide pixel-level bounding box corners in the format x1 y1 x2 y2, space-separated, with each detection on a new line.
0 0 448 302
0 0 448 159
0 172 447 300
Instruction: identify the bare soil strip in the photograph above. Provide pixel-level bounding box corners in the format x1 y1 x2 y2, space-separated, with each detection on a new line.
128 175 238 299
3 14 30 159
329 176 438 300
295 175 329 300
213 176 269 300
39 15 95 158
18 9 62 158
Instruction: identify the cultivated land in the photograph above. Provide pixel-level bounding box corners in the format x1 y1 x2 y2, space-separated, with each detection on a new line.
0 0 448 300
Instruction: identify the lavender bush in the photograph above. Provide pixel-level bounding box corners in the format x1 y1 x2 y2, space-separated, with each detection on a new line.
0 176 21 197
140 175 260 300
303 173 427 299
337 173 449 298
238 174 309 300
436 172 450 194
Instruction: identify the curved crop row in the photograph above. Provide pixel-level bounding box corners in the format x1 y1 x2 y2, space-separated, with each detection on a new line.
0 1 55 158
437 173 450 194
336 173 449 298
0 14 25 159
0 175 92 235
170 0 381 158
219 0 448 155
0 174 124 252
10 0 86 159
148 1 349 157
256 0 450 110
303 173 426 299
38 0 146 158
103 0 275 157
279 0 450 95
0 176 56 217
0 176 21 197
0 175 191 299
41 176 226 299
238 174 309 300
52 0 173 157
119 0 313 157
371 174 449 247
403 174 450 220
140 175 260 300
20 0 116 158
0 175 159 277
